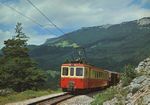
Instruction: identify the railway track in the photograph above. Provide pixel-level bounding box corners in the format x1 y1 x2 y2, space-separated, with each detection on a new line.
29 93 74 105
57 90 102 105
28 90 104 105
6 90 102 105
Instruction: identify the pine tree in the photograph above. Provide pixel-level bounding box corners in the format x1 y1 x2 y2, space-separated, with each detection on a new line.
0 23 47 92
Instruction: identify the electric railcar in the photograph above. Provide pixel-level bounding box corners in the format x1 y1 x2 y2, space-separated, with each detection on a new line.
60 62 120 92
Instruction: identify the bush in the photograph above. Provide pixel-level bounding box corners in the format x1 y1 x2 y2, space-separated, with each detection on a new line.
91 86 128 105
121 76 132 87
121 65 137 86
0 88 14 96
91 87 118 105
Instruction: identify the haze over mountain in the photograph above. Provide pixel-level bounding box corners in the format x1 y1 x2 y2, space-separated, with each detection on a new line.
29 17 150 72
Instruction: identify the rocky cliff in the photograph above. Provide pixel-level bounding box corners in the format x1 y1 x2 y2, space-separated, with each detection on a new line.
103 57 150 105
137 17 150 26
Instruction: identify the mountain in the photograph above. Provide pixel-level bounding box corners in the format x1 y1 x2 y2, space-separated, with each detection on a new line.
29 45 73 70
44 17 150 47
29 17 150 72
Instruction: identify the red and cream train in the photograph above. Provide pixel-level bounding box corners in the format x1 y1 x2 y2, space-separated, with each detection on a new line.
60 62 120 92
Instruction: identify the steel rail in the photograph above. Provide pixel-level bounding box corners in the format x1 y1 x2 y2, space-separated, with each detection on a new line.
29 93 74 105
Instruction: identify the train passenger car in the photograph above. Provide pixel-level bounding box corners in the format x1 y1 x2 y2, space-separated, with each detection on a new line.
60 62 119 92
108 71 120 85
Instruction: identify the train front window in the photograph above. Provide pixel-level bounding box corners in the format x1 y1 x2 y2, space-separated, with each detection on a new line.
62 67 68 76
70 68 74 76
76 68 83 76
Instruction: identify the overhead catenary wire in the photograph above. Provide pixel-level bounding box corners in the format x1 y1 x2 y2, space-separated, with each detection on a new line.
26 0 65 35
0 2 56 35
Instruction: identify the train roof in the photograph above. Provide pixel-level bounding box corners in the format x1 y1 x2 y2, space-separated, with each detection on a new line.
62 63 119 74
62 63 89 67
62 63 105 70
105 70 120 74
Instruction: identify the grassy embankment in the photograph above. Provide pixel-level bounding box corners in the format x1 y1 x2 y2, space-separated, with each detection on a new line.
91 86 128 105
0 89 61 105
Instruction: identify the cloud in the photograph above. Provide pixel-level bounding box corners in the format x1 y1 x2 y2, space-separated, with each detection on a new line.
27 34 56 45
0 29 56 48
0 0 150 48
0 29 13 48
1 0 150 27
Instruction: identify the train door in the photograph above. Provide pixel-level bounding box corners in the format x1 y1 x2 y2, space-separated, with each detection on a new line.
84 67 89 89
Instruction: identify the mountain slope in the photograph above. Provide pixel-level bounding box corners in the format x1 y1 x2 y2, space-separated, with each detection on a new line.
30 17 150 71
44 17 150 47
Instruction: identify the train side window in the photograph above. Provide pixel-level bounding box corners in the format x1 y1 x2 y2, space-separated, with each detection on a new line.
96 71 97 79
90 69 91 78
70 68 74 76
76 68 83 76
62 67 68 76
102 72 104 78
99 72 102 78
103 73 105 79
103 73 105 78
97 72 99 79
92 70 94 78
105 73 107 78
101 72 103 78
96 72 97 79
89 69 90 78
96 71 98 79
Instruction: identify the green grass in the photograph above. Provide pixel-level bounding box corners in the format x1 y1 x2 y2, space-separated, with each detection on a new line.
0 89 62 105
91 86 128 105
91 87 118 105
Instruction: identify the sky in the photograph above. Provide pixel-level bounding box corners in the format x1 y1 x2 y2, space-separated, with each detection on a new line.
0 0 150 48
